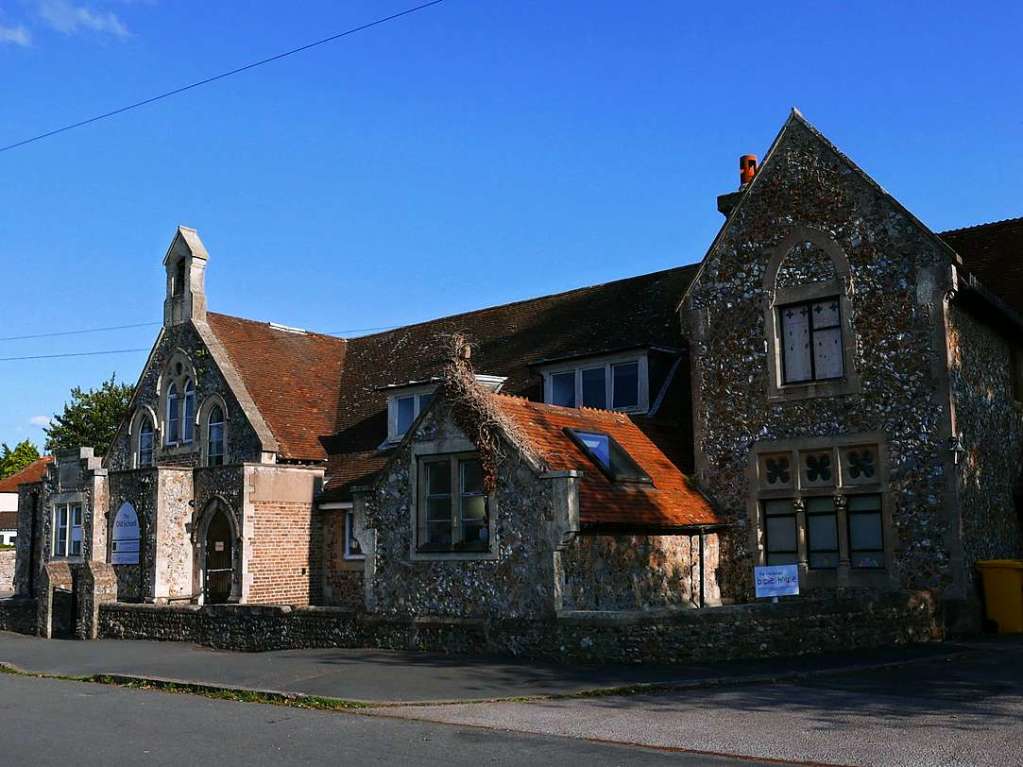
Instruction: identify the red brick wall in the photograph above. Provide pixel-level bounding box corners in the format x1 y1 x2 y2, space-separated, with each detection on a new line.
322 512 364 608
248 500 322 606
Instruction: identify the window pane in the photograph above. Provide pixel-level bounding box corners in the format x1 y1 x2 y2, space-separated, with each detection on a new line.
810 551 840 569
574 431 610 470
461 521 488 545
763 499 794 516
460 459 483 494
612 362 639 409
581 368 606 409
848 494 881 512
808 513 837 551
767 552 799 566
418 393 433 412
55 507 68 556
781 304 812 383
813 326 844 379
426 521 451 546
461 494 487 521
183 384 196 443
811 299 840 329
345 512 363 557
426 497 451 523
395 396 415 435
426 461 451 495
167 387 179 443
850 513 883 551
766 516 796 552
551 372 576 407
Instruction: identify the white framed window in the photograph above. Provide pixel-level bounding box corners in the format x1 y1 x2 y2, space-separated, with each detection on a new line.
207 404 225 466
386 386 436 443
541 353 649 413
343 511 365 560
779 298 844 384
417 454 491 554
51 503 83 558
182 379 196 443
138 418 155 467
166 382 180 445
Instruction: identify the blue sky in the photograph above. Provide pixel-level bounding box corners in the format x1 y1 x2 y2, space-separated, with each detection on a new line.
1 0 1021 450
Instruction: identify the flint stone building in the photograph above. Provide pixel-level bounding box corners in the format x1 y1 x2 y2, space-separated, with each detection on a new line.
7 111 1023 656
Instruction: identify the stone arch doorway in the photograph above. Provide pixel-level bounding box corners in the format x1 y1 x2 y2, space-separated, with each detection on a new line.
204 509 234 604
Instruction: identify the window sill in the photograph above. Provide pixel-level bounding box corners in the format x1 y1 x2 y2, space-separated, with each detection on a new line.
411 546 498 562
767 377 860 403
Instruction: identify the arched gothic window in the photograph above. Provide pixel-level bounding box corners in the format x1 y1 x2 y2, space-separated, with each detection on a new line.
166 382 180 445
207 405 225 466
182 379 196 443
138 417 154 467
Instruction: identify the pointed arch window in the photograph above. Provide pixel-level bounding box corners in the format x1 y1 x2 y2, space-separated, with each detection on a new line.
166 382 180 445
138 417 154 467
182 379 196 443
207 405 225 467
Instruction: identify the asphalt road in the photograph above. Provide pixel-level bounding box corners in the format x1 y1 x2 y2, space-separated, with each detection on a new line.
0 673 767 767
375 640 1023 767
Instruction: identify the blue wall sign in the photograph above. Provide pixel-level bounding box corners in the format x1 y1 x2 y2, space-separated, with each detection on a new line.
755 565 800 598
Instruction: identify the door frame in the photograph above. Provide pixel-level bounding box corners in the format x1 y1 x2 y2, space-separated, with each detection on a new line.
194 497 241 604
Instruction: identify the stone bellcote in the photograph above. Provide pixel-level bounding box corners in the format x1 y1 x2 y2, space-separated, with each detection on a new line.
163 225 209 326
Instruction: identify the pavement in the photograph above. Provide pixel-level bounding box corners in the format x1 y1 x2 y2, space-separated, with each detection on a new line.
0 629 964 703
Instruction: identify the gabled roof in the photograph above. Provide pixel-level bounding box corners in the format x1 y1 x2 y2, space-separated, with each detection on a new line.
939 216 1023 314
322 265 699 499
491 395 719 530
0 456 53 493
205 313 347 462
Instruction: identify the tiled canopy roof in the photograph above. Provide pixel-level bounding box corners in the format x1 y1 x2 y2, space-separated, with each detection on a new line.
0 456 53 493
940 216 1023 314
205 313 347 462
321 265 699 500
492 395 719 531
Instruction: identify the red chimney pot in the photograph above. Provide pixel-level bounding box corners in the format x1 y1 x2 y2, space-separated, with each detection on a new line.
739 154 758 186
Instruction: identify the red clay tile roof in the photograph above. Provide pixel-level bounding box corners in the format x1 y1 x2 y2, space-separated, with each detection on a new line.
492 395 719 530
0 456 53 493
0 512 16 530
206 313 347 462
322 265 699 499
940 217 1023 314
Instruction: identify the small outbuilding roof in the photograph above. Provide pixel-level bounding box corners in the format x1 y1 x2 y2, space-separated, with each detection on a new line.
0 456 53 494
491 394 720 532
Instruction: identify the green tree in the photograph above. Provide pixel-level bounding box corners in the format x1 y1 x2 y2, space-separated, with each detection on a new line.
44 373 134 457
0 439 40 479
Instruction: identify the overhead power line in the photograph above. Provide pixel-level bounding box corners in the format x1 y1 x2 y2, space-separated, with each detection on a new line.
0 321 161 342
0 0 449 155
0 322 403 362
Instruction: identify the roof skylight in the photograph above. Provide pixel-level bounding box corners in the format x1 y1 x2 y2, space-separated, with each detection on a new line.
566 429 652 485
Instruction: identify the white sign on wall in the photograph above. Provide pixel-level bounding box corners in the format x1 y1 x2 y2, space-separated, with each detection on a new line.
754 564 800 599
111 501 140 565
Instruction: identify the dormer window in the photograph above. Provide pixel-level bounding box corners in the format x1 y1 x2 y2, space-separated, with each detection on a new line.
387 388 435 443
384 375 505 445
541 353 648 412
565 428 652 484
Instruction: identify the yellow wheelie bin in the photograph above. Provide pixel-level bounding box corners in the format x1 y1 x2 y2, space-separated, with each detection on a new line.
977 560 1023 633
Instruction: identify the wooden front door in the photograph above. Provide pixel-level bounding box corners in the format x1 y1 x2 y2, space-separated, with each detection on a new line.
204 511 233 604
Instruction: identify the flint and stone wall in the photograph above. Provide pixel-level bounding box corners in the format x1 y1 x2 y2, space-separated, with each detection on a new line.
684 118 964 601
947 304 1023 579
0 549 15 592
560 533 720 610
0 597 36 634
365 406 559 619
94 590 939 663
